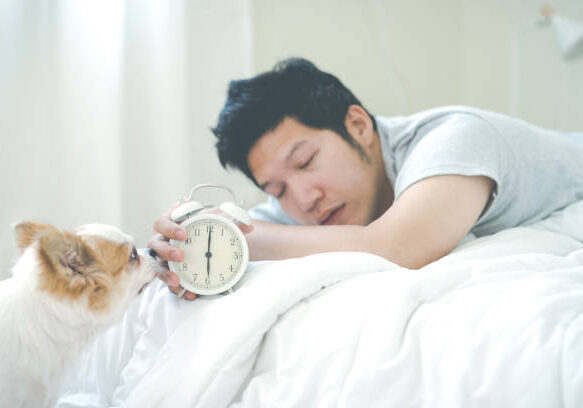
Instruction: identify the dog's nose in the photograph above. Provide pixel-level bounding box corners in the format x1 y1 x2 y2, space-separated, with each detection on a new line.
146 247 158 258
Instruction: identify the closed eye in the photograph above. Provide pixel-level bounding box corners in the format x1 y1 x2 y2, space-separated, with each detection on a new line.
299 153 316 169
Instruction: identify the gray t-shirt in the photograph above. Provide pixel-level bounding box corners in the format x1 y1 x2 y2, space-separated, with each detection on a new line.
250 106 583 237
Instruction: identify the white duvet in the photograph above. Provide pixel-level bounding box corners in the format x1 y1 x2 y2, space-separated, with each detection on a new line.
57 201 583 408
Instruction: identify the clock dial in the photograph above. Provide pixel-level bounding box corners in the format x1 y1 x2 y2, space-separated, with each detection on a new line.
170 215 247 294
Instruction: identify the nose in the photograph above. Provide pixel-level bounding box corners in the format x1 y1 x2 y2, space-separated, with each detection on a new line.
145 247 158 258
290 178 323 213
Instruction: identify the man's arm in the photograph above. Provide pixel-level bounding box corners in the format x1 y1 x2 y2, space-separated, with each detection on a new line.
246 175 494 269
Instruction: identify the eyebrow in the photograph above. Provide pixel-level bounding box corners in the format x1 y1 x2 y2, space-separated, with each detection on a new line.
259 140 307 191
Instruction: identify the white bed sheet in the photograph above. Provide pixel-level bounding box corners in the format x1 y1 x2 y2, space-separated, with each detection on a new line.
57 200 583 408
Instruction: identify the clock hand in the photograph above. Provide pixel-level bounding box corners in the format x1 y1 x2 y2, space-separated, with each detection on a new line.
206 227 212 281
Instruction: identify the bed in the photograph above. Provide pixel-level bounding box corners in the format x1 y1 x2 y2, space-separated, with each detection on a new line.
57 200 583 407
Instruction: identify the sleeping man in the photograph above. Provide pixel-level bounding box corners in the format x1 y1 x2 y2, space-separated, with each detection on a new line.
148 58 583 301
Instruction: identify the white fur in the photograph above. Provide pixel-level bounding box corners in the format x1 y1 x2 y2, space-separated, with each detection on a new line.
76 223 133 244
0 224 162 408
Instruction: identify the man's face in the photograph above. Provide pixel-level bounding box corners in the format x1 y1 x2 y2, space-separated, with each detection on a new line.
248 117 390 226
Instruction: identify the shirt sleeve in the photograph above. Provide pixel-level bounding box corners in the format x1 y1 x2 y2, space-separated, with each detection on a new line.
394 113 509 225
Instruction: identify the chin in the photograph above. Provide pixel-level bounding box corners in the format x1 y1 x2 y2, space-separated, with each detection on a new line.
0 222 165 408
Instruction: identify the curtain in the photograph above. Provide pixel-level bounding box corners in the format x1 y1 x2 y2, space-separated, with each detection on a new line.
0 0 256 277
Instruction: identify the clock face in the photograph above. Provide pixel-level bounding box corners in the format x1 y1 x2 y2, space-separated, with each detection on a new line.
169 214 248 295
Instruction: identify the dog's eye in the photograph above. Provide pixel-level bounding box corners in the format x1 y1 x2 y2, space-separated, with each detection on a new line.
129 246 138 263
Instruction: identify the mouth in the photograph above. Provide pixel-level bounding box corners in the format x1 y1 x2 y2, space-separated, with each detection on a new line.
138 280 151 295
137 264 162 295
319 204 345 225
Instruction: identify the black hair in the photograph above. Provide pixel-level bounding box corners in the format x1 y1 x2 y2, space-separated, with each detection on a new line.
212 57 377 185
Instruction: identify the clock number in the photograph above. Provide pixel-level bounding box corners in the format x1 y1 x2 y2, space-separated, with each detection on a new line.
185 237 192 245
183 263 188 271
230 237 236 246
234 252 239 260
205 277 211 287
220 274 225 282
221 228 224 236
194 229 200 237
206 225 214 233
229 265 233 272
193 273 197 282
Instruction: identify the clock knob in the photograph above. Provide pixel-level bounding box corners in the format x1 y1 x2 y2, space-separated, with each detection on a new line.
219 202 252 225
171 201 204 223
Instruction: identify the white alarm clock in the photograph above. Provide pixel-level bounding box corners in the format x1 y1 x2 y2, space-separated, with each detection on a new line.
168 184 251 296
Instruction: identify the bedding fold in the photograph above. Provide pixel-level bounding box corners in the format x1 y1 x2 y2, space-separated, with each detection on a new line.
57 200 583 408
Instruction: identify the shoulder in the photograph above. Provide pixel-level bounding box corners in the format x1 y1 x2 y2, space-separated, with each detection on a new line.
375 106 497 147
389 108 506 207
376 105 491 124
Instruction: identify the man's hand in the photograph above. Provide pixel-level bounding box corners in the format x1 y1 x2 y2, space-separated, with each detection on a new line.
148 203 253 301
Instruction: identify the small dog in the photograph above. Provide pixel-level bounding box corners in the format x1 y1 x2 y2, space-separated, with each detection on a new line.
0 221 163 408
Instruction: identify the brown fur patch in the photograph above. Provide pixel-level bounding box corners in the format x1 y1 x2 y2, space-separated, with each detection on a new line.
37 231 134 312
13 222 58 254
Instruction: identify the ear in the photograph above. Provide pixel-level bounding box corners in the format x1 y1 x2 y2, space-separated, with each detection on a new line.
37 231 99 298
344 104 376 148
13 221 59 253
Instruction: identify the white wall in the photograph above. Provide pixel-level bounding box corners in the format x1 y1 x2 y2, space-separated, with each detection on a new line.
459 0 583 131
253 0 583 130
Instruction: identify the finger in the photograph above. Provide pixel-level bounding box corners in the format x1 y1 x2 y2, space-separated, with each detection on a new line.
155 268 181 287
148 235 184 263
184 291 197 301
167 285 197 301
153 216 188 241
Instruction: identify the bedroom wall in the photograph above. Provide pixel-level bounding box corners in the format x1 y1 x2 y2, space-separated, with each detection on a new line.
252 0 583 130
459 0 583 131
252 0 464 117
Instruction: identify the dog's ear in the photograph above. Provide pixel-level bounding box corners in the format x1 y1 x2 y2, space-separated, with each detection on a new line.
13 221 59 253
37 231 101 299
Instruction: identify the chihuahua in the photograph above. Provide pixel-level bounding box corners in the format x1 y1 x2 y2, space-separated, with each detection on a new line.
0 222 163 407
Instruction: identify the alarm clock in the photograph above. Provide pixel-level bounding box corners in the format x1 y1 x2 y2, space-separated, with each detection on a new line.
168 184 251 296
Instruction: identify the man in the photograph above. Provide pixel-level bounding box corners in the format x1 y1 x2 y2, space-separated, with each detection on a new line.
149 58 583 301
